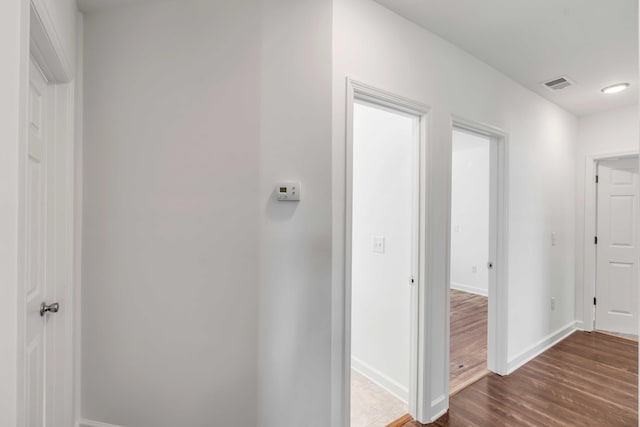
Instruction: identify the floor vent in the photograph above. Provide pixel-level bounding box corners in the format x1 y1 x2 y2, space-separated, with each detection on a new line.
542 76 574 91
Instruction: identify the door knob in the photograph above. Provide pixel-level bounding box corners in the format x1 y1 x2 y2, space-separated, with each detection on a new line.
40 302 59 317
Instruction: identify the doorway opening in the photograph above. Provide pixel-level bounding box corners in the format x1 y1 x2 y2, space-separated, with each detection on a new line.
593 155 639 340
449 128 491 393
448 120 509 395
341 81 430 426
349 99 419 426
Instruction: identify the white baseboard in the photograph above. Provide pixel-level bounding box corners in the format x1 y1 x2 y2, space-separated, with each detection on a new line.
77 419 124 427
506 321 577 374
427 395 448 423
351 356 408 403
450 282 488 297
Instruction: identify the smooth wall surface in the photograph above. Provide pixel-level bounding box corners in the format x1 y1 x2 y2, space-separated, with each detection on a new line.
82 0 333 426
574 104 639 327
333 0 577 419
82 2 261 425
0 1 25 425
450 131 490 296
258 0 333 425
351 102 413 400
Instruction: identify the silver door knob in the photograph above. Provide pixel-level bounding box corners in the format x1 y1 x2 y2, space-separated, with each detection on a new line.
40 302 59 317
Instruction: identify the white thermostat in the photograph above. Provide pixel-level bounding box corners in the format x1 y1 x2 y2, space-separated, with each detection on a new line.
276 181 301 201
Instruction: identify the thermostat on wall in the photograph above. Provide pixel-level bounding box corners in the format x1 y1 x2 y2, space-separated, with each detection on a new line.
276 182 301 201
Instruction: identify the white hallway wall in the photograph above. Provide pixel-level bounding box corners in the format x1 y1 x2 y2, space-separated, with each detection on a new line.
81 0 332 426
333 0 577 418
351 102 414 400
0 2 25 426
451 132 490 296
82 2 261 424
574 104 639 328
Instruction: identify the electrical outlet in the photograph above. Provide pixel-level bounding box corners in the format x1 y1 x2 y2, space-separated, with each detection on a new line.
551 232 557 246
551 297 556 311
372 236 385 254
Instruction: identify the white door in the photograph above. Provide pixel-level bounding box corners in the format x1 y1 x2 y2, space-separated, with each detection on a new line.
25 56 61 427
595 157 639 335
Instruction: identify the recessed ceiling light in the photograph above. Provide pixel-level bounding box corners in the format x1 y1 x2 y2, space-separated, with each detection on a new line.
601 83 630 94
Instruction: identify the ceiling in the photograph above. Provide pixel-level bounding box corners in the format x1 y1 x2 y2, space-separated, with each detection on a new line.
374 0 638 116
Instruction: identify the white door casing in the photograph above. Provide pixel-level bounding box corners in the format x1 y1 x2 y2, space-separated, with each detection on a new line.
336 80 431 425
596 158 639 335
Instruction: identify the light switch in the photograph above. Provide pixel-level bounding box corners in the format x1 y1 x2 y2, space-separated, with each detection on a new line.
372 236 385 254
551 232 557 246
276 181 301 201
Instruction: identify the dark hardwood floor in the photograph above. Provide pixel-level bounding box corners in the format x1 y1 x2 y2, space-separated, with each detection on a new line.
402 331 638 427
450 289 488 392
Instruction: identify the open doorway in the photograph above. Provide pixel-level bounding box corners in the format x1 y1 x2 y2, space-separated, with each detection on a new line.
448 121 509 395
449 128 491 393
349 99 419 426
593 156 639 340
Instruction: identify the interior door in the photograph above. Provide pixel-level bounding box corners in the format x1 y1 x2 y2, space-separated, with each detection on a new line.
595 157 639 335
26 56 59 427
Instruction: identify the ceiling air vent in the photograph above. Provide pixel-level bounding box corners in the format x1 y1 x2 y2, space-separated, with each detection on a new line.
542 76 574 91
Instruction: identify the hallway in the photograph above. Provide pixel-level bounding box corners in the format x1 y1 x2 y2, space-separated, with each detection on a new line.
404 332 638 426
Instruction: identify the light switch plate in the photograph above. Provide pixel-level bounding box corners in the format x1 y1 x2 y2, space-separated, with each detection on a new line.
276 181 301 201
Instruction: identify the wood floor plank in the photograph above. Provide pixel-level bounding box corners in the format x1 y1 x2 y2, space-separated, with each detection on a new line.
449 289 488 391
404 331 638 427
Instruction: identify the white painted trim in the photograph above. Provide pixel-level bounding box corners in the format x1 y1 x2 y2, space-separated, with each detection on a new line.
506 321 577 374
351 357 408 403
77 419 124 427
427 400 448 425
73 11 84 427
332 78 432 426
582 150 639 333
451 116 510 378
29 0 73 83
450 282 488 297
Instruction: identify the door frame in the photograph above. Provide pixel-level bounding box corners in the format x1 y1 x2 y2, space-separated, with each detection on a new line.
582 151 639 332
335 79 431 425
17 2 75 426
449 116 509 377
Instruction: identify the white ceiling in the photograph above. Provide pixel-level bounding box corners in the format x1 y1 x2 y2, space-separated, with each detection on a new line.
373 0 638 116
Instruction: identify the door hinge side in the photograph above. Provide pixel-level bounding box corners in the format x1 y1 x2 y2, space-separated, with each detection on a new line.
593 297 597 306
594 236 598 245
595 175 599 184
